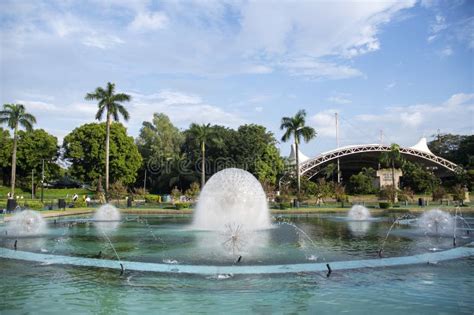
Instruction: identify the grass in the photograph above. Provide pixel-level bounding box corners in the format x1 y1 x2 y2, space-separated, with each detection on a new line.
0 186 91 200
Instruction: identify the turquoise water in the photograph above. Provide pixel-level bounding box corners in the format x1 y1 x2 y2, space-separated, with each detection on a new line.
0 214 473 314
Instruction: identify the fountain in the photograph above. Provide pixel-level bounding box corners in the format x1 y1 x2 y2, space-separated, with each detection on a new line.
193 168 271 231
418 209 454 235
7 210 47 237
0 169 473 281
192 168 271 257
93 204 121 221
348 205 371 221
93 204 121 232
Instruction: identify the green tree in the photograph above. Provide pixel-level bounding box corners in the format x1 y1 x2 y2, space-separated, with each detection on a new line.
428 133 465 163
85 82 131 194
322 163 337 182
0 128 12 185
136 113 183 160
401 161 440 193
379 143 403 202
280 110 316 197
16 129 60 190
348 168 375 195
63 123 142 186
0 104 36 196
186 123 219 188
136 113 184 193
235 124 284 187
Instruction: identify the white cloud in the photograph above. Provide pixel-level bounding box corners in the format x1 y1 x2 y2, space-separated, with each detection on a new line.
128 90 245 131
443 93 474 107
310 110 338 138
425 7 473 50
431 14 448 34
238 1 415 60
16 100 59 112
255 106 263 112
439 46 453 56
242 65 273 74
82 33 124 49
280 59 363 80
0 0 416 79
129 11 168 32
15 89 246 143
385 82 397 90
353 93 474 145
327 95 352 105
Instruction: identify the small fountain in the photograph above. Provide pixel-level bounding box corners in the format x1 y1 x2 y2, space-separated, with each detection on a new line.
418 209 454 236
93 204 121 221
346 205 372 236
93 204 121 232
348 205 371 221
7 210 47 237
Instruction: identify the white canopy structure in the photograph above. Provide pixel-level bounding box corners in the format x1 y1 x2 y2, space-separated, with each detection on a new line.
288 144 310 165
409 137 433 155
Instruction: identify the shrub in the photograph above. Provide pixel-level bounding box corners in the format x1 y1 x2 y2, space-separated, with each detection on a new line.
171 186 182 202
144 194 161 203
174 202 191 210
398 187 414 202
279 202 292 210
334 184 348 202
185 182 200 200
23 200 45 210
109 181 128 200
379 202 392 209
275 194 291 203
432 186 446 201
73 199 87 208
378 185 398 202
133 187 147 197
452 184 466 203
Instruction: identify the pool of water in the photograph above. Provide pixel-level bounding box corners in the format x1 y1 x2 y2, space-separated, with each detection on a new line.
0 213 473 314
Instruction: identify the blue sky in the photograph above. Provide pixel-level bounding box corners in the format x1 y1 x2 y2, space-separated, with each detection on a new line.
1 0 473 158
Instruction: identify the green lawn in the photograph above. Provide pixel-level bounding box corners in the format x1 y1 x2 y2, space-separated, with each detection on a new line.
0 186 91 199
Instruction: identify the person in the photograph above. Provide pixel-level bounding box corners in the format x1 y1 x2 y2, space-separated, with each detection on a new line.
7 192 11 199
85 196 91 207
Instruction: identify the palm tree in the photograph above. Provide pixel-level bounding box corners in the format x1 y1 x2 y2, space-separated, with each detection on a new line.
0 104 36 197
380 143 403 202
322 163 337 182
280 110 316 197
85 82 131 195
187 123 217 188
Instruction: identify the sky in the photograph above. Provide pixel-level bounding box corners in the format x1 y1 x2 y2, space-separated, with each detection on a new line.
1 0 473 158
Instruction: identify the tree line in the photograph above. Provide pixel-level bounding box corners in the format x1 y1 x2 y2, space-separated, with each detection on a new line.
1 82 472 200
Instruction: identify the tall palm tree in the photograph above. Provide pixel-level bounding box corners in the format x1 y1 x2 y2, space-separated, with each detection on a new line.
380 143 403 202
0 104 36 197
280 110 316 197
187 123 217 188
85 82 131 194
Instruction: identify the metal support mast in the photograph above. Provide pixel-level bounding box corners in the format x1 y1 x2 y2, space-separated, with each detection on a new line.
335 113 341 183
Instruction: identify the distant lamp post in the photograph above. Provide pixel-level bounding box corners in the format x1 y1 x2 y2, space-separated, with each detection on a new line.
41 159 46 203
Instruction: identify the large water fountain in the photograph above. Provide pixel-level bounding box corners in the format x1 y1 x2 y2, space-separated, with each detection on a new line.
192 168 271 257
193 168 271 231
